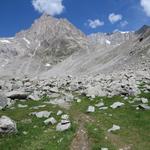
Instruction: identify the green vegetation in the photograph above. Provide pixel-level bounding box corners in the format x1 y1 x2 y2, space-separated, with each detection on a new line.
0 100 76 150
0 92 150 150
70 93 150 150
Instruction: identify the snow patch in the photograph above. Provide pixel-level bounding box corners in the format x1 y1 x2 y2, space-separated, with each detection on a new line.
45 63 51 67
0 40 11 44
23 37 30 45
105 40 111 45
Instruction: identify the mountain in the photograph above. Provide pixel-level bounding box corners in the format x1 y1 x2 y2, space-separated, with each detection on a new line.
42 25 150 78
88 31 134 47
0 14 89 78
0 15 150 79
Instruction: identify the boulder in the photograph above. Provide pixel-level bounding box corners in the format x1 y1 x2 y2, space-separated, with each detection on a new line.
50 87 59 93
57 110 63 116
6 91 29 100
95 102 104 107
44 117 57 125
0 116 17 134
31 111 51 118
0 94 9 109
141 98 148 104
56 120 71 132
110 102 125 109
87 106 95 113
139 104 150 110
61 114 69 120
108 124 120 132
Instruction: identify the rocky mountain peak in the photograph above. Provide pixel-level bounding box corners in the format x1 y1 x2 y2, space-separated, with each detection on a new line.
136 25 150 35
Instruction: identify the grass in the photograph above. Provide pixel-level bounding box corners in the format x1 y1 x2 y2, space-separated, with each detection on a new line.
0 99 76 150
0 91 150 150
70 93 150 150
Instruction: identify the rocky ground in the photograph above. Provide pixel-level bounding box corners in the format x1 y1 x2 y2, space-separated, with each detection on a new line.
0 70 150 150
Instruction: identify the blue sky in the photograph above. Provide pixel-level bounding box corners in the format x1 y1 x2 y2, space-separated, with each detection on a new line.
0 0 150 37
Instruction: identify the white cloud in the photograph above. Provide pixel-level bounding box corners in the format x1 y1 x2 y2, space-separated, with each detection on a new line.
87 19 104 29
141 0 150 16
120 20 128 27
108 13 122 24
32 0 64 16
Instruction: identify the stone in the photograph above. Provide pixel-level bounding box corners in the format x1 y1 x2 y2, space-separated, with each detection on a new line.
99 107 108 110
86 85 107 98
56 121 71 132
23 131 28 135
0 94 9 109
139 104 150 110
110 102 125 109
101 148 108 150
44 117 57 125
50 87 59 93
141 98 148 104
87 106 95 112
61 114 69 120
77 99 81 103
57 110 63 116
32 105 46 109
0 116 17 134
24 82 31 87
31 111 51 118
108 124 120 132
95 102 104 107
18 104 28 108
6 91 29 99
28 94 40 101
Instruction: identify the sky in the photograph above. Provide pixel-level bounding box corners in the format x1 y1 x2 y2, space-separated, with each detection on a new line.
0 0 150 37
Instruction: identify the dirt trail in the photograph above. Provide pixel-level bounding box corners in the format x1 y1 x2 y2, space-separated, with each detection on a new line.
70 113 94 150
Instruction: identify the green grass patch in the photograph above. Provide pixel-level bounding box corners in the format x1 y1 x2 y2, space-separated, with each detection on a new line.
0 100 76 150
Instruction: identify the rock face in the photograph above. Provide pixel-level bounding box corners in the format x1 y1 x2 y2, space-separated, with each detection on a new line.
0 94 9 109
0 116 17 134
88 31 134 47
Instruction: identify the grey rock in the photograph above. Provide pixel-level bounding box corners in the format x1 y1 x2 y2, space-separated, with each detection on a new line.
56 120 71 132
87 106 95 113
6 90 29 99
44 117 57 125
141 98 148 104
99 107 108 110
0 116 17 134
139 104 150 110
61 114 69 120
108 124 120 132
18 104 28 108
57 110 63 116
95 102 104 107
110 102 125 109
31 111 51 118
0 94 9 109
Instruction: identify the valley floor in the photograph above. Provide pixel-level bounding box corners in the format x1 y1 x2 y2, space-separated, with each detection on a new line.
0 92 150 150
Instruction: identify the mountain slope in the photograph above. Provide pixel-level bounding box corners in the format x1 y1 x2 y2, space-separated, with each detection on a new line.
0 15 150 79
0 15 89 78
41 25 150 78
